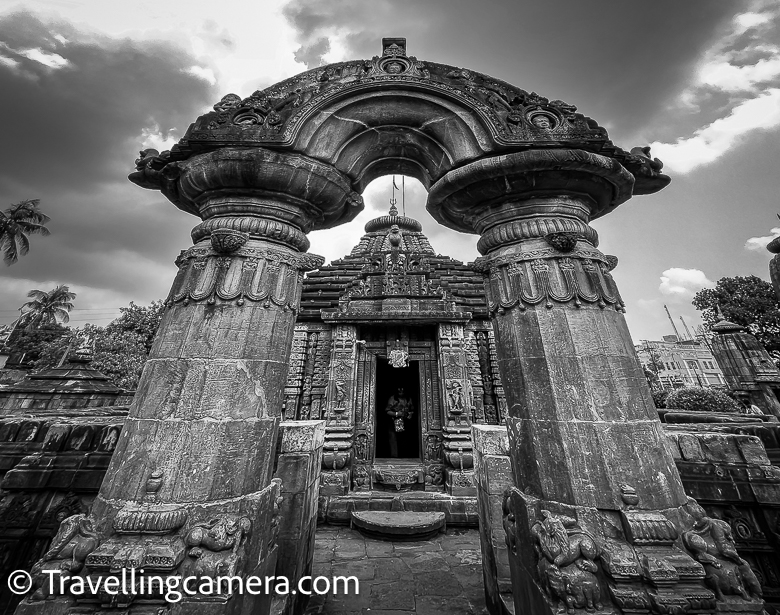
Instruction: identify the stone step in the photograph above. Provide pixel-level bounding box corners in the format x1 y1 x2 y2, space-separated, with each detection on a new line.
350 510 446 541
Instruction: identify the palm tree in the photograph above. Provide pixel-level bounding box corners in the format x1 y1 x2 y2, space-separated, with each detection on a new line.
0 199 51 265
20 285 76 330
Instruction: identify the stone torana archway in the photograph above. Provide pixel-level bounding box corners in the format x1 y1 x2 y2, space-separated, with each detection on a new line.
17 39 763 615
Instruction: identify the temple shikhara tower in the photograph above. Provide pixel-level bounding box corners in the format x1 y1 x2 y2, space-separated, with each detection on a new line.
9 38 776 615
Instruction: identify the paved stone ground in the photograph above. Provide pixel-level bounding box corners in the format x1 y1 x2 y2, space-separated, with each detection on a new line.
305 525 489 615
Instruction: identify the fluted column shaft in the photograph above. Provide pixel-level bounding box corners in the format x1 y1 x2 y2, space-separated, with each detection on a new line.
429 149 686 512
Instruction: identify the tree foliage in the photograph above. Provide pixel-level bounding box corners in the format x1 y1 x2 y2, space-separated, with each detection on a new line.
665 386 741 413
0 199 51 265
10 300 165 390
20 285 77 329
692 275 780 354
33 325 150 390
105 300 165 352
2 325 69 364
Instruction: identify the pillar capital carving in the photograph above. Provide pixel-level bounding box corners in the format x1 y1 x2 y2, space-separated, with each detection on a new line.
427 149 635 256
145 147 362 252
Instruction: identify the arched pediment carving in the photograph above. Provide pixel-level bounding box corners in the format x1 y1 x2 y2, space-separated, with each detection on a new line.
130 38 670 232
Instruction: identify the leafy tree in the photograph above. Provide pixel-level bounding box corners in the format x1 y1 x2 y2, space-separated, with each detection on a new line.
692 275 780 355
2 324 69 364
105 300 165 352
665 386 741 413
20 285 76 329
652 389 670 409
0 199 51 265
30 300 165 390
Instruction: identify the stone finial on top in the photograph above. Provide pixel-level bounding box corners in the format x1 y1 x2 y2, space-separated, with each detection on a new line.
711 304 744 334
389 202 398 216
382 38 407 57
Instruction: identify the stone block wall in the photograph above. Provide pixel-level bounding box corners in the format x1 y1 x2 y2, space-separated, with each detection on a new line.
665 425 780 608
0 413 125 614
272 420 326 615
472 425 514 615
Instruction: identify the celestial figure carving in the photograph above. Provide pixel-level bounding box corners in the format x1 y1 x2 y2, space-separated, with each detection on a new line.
683 498 762 602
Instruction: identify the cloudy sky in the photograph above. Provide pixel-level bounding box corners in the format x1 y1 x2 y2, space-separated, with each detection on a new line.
1 0 779 343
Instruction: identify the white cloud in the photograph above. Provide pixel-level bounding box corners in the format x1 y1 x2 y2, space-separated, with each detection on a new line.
658 268 714 298
185 65 217 85
138 124 181 152
745 226 780 251
17 47 69 69
653 1 780 173
651 88 780 173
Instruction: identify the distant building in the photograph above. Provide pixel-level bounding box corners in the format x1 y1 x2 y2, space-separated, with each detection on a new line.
635 336 726 389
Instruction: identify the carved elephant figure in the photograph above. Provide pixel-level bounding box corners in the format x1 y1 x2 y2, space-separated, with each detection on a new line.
540 560 602 614
702 559 754 602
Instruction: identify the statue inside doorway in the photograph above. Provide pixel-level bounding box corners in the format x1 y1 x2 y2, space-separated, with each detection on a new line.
385 386 415 457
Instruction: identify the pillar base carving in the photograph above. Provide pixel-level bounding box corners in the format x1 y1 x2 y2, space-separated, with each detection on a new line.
17 481 283 614
503 486 764 615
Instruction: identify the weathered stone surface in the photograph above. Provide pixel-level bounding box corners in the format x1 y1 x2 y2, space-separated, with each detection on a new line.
352 511 446 541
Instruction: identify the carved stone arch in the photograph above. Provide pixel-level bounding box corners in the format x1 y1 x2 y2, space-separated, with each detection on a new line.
290 87 496 191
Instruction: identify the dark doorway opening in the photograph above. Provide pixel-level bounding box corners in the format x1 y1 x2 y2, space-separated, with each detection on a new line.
375 358 420 459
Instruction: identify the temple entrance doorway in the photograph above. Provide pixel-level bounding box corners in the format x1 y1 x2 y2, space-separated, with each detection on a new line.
374 358 421 460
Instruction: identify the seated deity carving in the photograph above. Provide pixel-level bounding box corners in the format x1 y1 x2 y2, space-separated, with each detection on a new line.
682 498 762 602
29 514 99 600
531 510 603 614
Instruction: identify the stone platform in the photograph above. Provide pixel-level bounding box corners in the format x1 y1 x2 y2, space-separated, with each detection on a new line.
351 511 446 541
306 525 488 614
319 492 478 526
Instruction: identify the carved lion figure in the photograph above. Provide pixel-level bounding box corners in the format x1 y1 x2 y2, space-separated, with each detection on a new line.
30 514 99 600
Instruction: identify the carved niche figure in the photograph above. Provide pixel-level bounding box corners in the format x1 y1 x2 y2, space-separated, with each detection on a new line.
354 434 368 460
531 510 603 614
182 515 252 579
425 434 442 461
389 340 409 368
446 380 466 415
30 514 99 600
682 498 762 602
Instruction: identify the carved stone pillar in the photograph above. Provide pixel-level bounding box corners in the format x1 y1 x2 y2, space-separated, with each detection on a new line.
429 150 761 615
438 323 476 496
320 325 358 496
17 148 359 615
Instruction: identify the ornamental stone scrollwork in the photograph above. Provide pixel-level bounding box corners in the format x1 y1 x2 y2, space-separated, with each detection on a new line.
389 340 409 368
166 246 323 310
144 41 669 198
